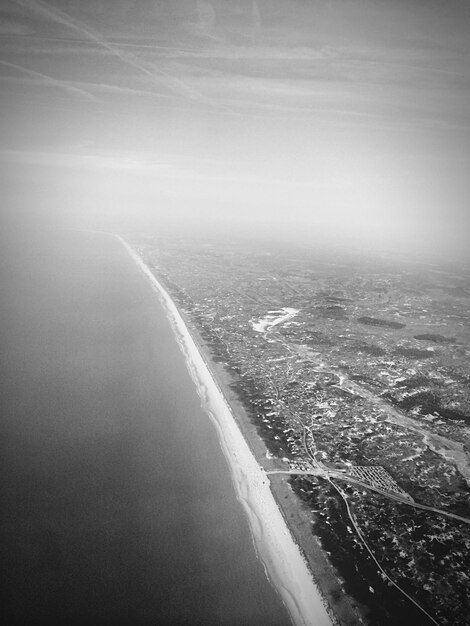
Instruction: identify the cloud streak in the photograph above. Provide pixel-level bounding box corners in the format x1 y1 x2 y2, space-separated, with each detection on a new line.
0 58 97 101
0 147 172 172
14 0 210 103
8 3 468 131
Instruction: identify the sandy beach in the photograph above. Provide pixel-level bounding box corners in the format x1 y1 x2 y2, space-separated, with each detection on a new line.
118 236 335 626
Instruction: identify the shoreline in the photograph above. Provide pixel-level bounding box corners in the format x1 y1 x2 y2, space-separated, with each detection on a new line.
178 305 364 626
118 236 334 626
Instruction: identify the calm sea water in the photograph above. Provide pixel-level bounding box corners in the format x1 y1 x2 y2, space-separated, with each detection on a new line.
0 230 289 626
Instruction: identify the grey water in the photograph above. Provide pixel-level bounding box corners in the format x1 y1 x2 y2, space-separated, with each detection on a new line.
0 229 289 626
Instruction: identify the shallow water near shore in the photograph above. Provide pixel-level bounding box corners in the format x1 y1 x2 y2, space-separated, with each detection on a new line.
0 229 289 625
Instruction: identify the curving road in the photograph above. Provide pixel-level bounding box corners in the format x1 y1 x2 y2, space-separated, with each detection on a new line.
266 469 470 525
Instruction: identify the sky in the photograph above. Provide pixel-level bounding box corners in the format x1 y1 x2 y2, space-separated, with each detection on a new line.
1 0 470 257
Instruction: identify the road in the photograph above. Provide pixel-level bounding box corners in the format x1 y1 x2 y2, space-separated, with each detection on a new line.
265 435 445 626
266 469 470 525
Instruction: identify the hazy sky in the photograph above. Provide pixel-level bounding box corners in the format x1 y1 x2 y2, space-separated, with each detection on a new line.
1 0 470 256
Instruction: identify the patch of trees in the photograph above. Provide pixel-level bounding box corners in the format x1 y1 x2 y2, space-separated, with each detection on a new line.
394 375 431 389
394 346 435 359
320 305 348 320
414 334 455 343
388 390 470 424
357 316 406 329
352 343 386 357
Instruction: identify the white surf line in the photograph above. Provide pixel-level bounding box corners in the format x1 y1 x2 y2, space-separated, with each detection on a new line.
117 236 333 626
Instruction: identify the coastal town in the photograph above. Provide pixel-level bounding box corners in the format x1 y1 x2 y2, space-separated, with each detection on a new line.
134 233 470 626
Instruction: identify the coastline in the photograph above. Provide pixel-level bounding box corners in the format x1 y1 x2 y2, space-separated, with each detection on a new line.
118 236 335 626
181 316 364 626
178 304 364 626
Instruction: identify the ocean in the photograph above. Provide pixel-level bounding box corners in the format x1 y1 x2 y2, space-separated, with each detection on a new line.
0 229 289 625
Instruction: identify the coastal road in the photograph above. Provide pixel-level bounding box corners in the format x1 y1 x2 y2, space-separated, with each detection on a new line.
266 469 470 525
264 468 444 626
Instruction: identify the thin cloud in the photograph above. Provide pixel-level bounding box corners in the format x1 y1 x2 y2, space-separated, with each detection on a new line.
252 1 261 32
1 34 334 65
9 1 470 130
0 147 172 172
1 33 202 57
84 81 173 100
185 1 221 42
14 0 210 103
0 71 175 103
0 58 97 101
0 17 32 35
